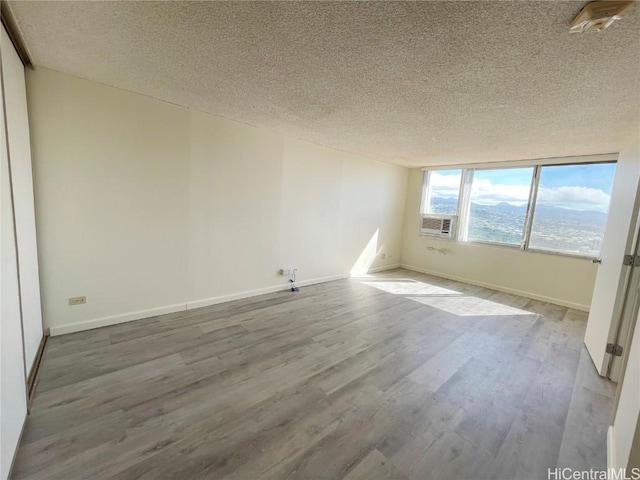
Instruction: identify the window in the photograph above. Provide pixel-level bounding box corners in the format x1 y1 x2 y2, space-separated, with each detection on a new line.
422 169 462 215
420 160 616 258
528 163 616 257
466 167 534 246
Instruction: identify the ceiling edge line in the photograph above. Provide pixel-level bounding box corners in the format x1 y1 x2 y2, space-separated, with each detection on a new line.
1 1 34 68
420 153 620 171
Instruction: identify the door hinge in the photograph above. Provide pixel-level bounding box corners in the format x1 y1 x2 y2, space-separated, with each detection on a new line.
606 343 623 356
623 254 640 267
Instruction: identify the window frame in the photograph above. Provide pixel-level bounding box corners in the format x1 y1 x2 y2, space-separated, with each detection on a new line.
462 165 536 248
421 169 464 216
420 157 617 260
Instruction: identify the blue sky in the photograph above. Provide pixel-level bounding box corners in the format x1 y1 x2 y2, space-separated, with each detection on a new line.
430 162 617 212
474 167 533 186
539 163 615 193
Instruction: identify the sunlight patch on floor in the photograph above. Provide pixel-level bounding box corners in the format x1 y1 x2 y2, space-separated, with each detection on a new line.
409 295 531 316
362 280 463 297
362 278 532 316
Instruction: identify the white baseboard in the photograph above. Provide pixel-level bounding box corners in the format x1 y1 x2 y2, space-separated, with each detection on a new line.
297 273 350 287
399 263 590 312
187 285 286 310
187 273 349 310
607 425 616 470
362 263 401 274
49 303 187 336
49 273 351 336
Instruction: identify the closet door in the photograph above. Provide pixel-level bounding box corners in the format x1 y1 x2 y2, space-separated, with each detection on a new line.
1 22 43 376
0 30 28 477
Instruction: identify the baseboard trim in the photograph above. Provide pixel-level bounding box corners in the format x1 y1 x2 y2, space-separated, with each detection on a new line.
187 274 349 310
49 303 187 336
297 273 350 287
607 425 616 470
399 263 591 312
187 286 286 310
49 273 352 336
360 263 401 274
27 333 48 404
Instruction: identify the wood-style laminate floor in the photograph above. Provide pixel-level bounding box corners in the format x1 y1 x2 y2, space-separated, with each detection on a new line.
13 269 616 480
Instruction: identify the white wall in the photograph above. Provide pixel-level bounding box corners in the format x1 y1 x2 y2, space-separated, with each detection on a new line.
26 67 408 334
279 138 342 281
187 110 283 303
2 25 43 376
339 153 406 275
28 68 190 334
400 168 598 310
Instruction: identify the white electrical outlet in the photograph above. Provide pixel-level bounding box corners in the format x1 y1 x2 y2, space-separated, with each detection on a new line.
281 267 295 275
69 296 86 306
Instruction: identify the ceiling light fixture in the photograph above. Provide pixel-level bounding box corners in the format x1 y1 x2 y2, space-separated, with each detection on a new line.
569 0 634 33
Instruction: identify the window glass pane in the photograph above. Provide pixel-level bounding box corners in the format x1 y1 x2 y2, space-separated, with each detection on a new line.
529 163 616 256
425 169 462 215
467 167 534 245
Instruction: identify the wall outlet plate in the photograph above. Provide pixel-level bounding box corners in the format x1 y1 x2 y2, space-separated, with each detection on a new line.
69 296 86 305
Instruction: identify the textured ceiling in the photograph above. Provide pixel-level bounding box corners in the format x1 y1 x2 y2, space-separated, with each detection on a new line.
8 1 640 167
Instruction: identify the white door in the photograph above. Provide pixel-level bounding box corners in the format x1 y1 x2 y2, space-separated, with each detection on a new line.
0 41 29 478
1 23 44 377
584 141 640 377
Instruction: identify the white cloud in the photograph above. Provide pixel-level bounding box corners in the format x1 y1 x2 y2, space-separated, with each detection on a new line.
470 178 530 205
430 172 611 212
537 185 611 212
429 172 461 198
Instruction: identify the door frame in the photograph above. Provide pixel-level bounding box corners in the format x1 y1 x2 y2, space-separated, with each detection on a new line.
607 211 640 381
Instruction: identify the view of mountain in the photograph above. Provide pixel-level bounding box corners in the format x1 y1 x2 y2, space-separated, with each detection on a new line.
428 196 606 256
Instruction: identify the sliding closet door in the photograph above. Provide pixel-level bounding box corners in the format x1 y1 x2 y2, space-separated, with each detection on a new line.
1 22 43 376
0 31 28 477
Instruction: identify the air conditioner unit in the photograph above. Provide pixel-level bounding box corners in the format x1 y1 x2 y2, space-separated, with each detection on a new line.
420 215 456 239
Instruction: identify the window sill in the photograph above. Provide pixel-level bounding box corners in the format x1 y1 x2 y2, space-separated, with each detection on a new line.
419 233 598 262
